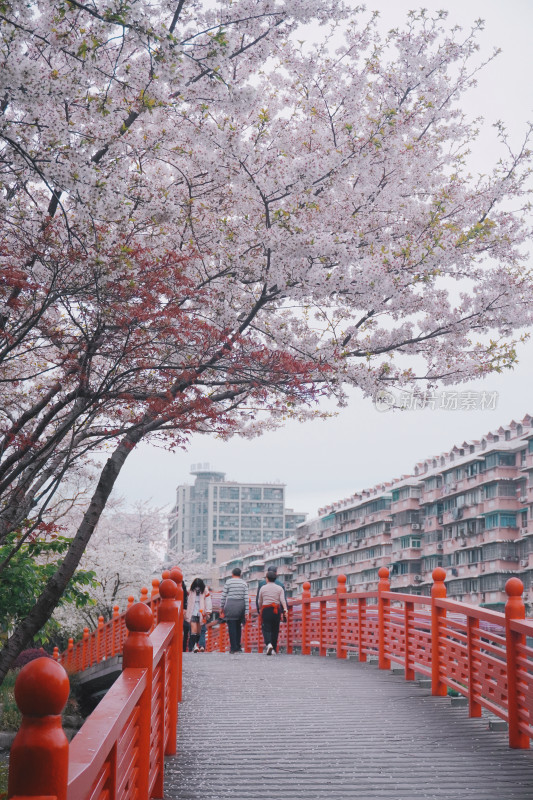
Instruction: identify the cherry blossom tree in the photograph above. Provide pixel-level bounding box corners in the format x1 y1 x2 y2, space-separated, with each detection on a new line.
1 1 532 680
53 500 167 632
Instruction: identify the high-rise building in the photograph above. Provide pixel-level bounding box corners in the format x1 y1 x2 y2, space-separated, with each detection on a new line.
167 464 307 564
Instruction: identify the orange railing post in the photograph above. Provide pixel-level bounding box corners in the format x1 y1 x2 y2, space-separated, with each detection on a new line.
377 567 391 670
336 574 347 659
8 657 70 800
466 615 481 718
169 567 184 701
358 596 367 662
67 637 74 671
122 602 154 799
286 603 293 655
505 577 530 749
404 600 415 680
97 615 104 663
82 626 89 671
257 607 262 653
302 581 311 655
151 578 160 622
431 567 447 697
158 578 180 757
219 619 227 652
111 604 120 657
243 598 251 653
319 598 327 656
140 586 149 605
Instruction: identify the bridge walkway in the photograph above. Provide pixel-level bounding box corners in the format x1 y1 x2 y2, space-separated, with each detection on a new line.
165 652 533 800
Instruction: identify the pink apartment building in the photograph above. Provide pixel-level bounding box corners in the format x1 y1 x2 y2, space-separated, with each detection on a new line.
218 536 298 597
295 415 533 611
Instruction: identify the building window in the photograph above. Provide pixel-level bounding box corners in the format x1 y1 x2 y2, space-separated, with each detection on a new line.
241 487 262 500
500 514 517 528
263 487 283 500
220 487 240 499
485 452 516 468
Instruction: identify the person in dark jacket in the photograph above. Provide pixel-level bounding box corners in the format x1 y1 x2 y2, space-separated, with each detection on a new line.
181 580 190 652
220 567 248 654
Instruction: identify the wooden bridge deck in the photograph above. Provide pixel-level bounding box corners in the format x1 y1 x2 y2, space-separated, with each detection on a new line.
165 652 533 800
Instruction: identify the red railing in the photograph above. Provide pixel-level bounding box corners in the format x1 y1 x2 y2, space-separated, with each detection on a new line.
7 563 532 800
56 578 164 674
207 568 533 749
7 570 184 800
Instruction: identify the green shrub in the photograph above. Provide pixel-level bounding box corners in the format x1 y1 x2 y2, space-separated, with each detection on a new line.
0 670 20 731
0 760 8 798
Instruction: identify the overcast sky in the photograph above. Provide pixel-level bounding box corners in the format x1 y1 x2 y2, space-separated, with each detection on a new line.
114 0 533 521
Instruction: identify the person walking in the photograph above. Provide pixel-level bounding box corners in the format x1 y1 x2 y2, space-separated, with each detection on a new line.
219 567 249 654
255 566 287 613
258 571 288 655
181 579 190 652
186 578 212 652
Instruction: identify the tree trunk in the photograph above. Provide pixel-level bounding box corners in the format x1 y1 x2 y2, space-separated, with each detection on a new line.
0 431 141 684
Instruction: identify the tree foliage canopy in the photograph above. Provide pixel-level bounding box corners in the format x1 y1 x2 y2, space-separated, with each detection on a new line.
0 0 532 676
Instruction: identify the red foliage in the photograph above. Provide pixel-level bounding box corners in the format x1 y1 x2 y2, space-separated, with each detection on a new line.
12 648 53 669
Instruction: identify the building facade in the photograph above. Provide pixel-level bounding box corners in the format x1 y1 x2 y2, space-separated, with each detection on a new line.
294 416 533 611
218 536 298 598
167 464 306 564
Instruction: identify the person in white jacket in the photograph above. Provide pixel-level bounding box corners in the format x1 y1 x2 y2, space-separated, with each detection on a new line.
186 578 212 652
258 572 288 655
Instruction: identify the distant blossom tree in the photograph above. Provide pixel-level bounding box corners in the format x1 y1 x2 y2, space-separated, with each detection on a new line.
0 0 532 680
54 500 167 632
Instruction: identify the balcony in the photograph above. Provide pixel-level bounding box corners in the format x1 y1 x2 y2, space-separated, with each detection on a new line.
421 487 440 504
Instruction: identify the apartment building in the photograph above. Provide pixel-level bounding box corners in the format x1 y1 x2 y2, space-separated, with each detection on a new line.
295 415 533 611
218 536 298 598
294 483 395 596
168 464 306 564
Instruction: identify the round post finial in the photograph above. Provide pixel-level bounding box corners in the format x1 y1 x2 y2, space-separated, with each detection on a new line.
159 578 179 600
15 657 70 717
127 595 135 609
162 569 171 580
431 567 447 599
151 578 160 597
378 567 390 593
9 658 70 800
505 577 525 619
169 567 183 585
125 601 154 633
337 574 347 592
140 586 149 603
113 604 120 617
